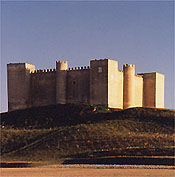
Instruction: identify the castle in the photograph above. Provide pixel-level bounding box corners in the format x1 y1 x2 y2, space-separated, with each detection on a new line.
7 59 164 111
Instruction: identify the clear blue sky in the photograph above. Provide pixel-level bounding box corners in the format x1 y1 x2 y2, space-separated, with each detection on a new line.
1 1 174 112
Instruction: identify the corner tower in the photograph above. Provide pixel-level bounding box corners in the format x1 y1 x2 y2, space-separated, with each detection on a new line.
7 63 35 111
142 72 164 108
56 60 68 104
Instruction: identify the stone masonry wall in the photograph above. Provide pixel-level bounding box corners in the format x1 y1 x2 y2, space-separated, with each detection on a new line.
134 75 143 107
7 63 35 111
108 60 123 108
90 59 108 106
142 73 156 107
156 73 164 108
66 68 90 104
31 70 56 107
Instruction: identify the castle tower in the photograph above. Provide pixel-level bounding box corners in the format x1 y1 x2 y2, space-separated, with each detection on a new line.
7 63 35 111
123 64 135 109
90 59 108 106
56 60 68 104
90 59 123 108
142 72 164 108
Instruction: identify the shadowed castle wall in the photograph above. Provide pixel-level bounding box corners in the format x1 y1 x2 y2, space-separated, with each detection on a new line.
142 73 156 107
7 63 35 111
90 59 108 106
66 68 90 104
142 72 164 108
56 61 68 104
31 70 56 107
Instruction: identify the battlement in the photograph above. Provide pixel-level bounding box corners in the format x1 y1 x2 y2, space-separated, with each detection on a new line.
31 68 56 74
123 64 135 68
56 60 68 64
94 58 108 61
68 66 90 71
91 58 113 63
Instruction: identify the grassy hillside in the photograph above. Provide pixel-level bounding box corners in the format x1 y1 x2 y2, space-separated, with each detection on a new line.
1 104 174 164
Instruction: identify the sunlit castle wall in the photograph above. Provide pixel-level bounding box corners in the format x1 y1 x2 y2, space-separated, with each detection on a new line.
134 74 143 107
108 59 123 108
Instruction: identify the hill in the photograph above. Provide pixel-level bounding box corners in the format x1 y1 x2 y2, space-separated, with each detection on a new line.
1 104 175 164
1 104 174 128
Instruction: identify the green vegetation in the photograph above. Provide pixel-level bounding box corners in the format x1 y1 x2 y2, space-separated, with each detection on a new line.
1 104 174 164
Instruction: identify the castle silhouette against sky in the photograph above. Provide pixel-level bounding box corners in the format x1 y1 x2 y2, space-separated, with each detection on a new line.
7 58 164 111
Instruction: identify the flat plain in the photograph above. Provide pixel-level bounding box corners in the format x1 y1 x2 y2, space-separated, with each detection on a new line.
1 165 175 177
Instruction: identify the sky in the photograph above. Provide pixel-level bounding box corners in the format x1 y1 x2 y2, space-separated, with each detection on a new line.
1 1 174 112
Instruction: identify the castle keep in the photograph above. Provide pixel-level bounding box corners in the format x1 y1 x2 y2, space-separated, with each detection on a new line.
7 59 164 111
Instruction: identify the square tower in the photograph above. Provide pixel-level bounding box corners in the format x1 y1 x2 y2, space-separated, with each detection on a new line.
142 72 164 108
7 63 35 111
90 59 123 108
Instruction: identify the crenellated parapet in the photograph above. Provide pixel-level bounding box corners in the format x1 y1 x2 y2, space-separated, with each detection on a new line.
94 58 108 61
56 60 68 64
31 68 56 74
123 64 135 68
68 66 90 71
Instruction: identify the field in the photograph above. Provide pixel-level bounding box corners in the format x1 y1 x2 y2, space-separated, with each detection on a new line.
1 104 175 164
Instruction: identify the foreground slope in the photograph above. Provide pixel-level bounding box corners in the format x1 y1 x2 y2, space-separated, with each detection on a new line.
1 104 174 163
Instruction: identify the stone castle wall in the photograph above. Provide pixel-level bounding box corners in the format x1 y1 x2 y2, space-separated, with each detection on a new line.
31 70 56 107
90 59 108 106
134 75 143 107
156 73 164 108
7 59 165 111
7 63 35 111
67 68 90 104
108 60 123 108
